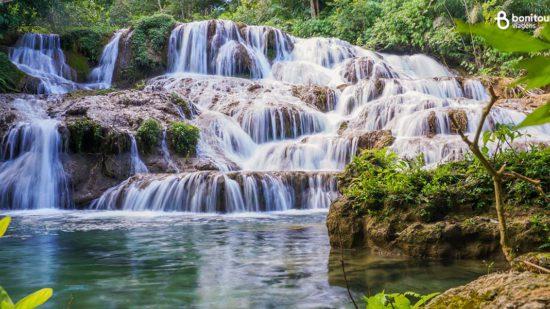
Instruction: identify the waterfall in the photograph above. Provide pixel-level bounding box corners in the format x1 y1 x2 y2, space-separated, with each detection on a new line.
0 99 71 209
88 30 124 88
129 135 148 174
161 130 180 173
9 33 80 94
91 172 337 212
85 20 549 213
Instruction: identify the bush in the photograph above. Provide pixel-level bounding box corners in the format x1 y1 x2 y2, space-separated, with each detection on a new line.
341 147 549 221
168 121 200 156
61 27 113 64
136 118 162 153
130 14 175 72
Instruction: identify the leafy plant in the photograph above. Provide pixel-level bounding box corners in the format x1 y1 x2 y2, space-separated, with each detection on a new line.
136 118 162 153
168 122 200 156
0 216 53 308
364 291 439 309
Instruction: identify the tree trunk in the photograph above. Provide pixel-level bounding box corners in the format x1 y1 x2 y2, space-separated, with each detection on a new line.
310 0 320 18
493 176 514 263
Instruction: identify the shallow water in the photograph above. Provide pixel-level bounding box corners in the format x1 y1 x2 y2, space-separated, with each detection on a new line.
0 210 491 308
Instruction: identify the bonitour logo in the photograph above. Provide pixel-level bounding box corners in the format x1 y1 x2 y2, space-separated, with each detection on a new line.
496 10 550 30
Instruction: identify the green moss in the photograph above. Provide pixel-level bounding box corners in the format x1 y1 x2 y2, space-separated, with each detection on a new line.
67 118 104 153
168 121 200 156
170 92 191 118
61 27 112 64
0 51 24 93
65 51 91 82
341 147 549 222
136 118 162 153
65 88 117 100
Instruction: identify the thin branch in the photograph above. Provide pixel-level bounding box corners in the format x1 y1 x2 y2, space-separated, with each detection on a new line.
338 225 359 309
503 170 546 198
523 260 550 274
473 86 498 146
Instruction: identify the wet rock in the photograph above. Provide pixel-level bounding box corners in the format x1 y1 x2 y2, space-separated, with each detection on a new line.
426 271 550 308
291 85 336 112
341 56 396 84
354 130 395 150
449 109 468 133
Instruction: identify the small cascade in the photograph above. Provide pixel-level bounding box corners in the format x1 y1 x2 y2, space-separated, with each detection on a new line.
167 20 292 78
463 79 490 101
88 30 125 88
161 130 180 173
9 33 80 94
129 135 148 174
91 171 337 212
0 99 71 209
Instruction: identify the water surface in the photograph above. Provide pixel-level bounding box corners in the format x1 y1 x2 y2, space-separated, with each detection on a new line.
0 210 490 308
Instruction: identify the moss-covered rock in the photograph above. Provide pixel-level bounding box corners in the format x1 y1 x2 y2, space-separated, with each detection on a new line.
67 118 104 153
136 118 162 153
167 121 200 156
115 14 175 87
0 51 40 93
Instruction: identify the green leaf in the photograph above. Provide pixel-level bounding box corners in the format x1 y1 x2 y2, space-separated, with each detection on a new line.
0 216 10 238
511 56 550 89
365 292 389 309
14 288 52 309
413 292 440 308
455 20 550 52
516 103 550 129
391 294 412 308
540 23 550 42
0 287 14 309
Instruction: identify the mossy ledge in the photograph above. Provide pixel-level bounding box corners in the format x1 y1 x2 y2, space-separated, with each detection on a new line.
327 148 550 259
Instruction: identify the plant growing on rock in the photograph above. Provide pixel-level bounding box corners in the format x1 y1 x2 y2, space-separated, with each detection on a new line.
168 122 200 156
67 118 104 153
1 216 53 308
137 118 162 153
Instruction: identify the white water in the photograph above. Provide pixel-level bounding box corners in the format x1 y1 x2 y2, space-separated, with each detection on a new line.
88 30 124 88
129 135 148 174
0 99 71 209
9 33 81 94
6 20 549 212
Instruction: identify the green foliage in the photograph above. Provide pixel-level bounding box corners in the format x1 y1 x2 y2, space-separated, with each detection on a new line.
61 27 113 65
0 52 24 93
131 14 175 72
456 21 550 88
341 148 549 221
364 291 440 309
67 118 104 153
168 122 200 156
170 92 192 118
0 217 53 308
517 103 550 129
136 118 162 153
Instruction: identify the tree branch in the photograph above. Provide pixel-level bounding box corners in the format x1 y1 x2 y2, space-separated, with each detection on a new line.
473 86 498 146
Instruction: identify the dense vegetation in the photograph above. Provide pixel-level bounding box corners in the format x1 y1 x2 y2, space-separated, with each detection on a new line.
168 121 200 156
340 147 549 222
2 0 548 77
136 118 162 153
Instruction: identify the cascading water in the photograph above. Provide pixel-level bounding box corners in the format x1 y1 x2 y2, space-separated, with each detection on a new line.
0 99 72 209
129 135 148 174
9 33 80 94
88 30 124 88
84 20 549 213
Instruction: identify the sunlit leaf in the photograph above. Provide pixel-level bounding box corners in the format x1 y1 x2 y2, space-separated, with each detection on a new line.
540 23 550 42
516 103 550 129
455 20 550 52
0 287 14 309
0 216 11 238
511 56 550 89
14 288 52 309
413 292 440 308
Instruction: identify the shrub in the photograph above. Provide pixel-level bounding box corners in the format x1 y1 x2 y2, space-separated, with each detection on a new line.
168 122 200 156
61 27 113 64
130 14 175 72
136 118 162 153
341 147 549 221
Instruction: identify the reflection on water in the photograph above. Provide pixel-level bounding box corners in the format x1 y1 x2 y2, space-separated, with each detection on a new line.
0 210 491 308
